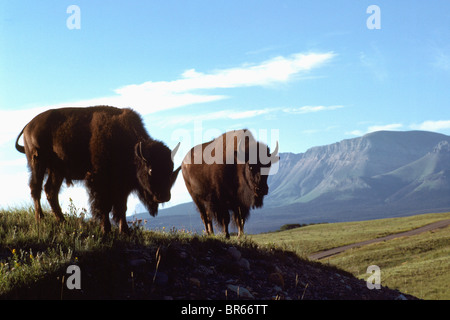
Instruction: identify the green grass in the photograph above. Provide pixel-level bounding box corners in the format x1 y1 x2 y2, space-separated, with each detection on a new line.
0 203 188 297
0 203 255 299
0 203 103 296
2 204 449 299
251 212 450 300
251 212 450 257
326 226 450 300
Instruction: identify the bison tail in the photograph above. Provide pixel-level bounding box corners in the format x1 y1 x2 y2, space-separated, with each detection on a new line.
15 128 25 154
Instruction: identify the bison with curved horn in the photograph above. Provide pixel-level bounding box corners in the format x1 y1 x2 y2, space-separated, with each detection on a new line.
15 106 181 233
181 129 279 238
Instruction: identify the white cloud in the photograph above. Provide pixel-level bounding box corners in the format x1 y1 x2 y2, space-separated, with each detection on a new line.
0 106 51 146
348 120 450 137
410 120 450 131
159 108 277 126
0 170 30 208
111 51 336 114
228 109 274 119
346 123 403 136
159 104 344 127
282 105 344 114
367 123 403 133
347 130 364 136
0 158 27 168
1 51 336 211
1 51 336 147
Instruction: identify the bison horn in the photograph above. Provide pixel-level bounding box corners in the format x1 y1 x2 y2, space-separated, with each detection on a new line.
171 142 181 161
238 136 249 154
270 141 279 163
236 137 247 163
137 141 147 162
271 141 279 156
238 137 247 152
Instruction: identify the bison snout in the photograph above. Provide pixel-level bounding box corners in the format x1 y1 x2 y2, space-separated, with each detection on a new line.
256 186 269 196
154 193 171 203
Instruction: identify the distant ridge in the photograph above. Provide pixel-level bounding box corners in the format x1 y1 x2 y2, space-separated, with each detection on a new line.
131 130 450 234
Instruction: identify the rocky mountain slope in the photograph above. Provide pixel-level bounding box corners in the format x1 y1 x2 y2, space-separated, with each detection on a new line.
267 131 450 204
264 131 450 218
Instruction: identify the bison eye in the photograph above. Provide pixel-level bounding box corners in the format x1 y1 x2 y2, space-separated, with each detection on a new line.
148 168 152 176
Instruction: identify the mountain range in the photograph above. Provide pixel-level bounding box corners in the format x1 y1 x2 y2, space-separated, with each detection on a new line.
129 130 450 234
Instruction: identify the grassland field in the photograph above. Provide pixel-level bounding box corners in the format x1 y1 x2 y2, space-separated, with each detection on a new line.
250 211 450 300
1 204 449 299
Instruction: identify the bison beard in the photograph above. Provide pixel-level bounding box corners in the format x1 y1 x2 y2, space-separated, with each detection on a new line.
15 106 180 233
181 129 278 238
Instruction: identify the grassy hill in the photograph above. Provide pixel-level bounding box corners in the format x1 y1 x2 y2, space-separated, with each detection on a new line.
250 212 450 300
0 204 415 300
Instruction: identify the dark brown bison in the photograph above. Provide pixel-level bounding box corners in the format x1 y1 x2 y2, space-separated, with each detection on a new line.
181 129 278 238
15 106 181 233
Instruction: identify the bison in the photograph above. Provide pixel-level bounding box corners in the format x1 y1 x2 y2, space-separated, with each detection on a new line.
15 106 181 233
181 129 278 238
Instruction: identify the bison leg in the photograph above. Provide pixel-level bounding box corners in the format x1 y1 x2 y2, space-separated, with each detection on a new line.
112 194 130 234
222 224 230 239
219 210 231 239
194 200 214 236
44 171 65 222
232 208 246 238
201 210 214 235
93 200 112 234
236 222 244 238
93 198 112 234
101 213 112 234
206 220 214 236
87 180 112 233
204 210 215 236
29 153 46 222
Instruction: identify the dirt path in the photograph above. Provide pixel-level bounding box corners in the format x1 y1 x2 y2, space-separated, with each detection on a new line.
308 219 450 261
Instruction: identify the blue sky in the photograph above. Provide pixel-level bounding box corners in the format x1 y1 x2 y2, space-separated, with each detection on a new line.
1 1 450 213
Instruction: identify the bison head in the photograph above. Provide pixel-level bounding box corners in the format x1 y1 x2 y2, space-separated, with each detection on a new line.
135 140 181 216
242 141 279 208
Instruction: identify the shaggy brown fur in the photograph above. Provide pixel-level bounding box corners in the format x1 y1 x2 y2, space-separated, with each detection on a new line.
15 106 180 233
181 129 278 238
